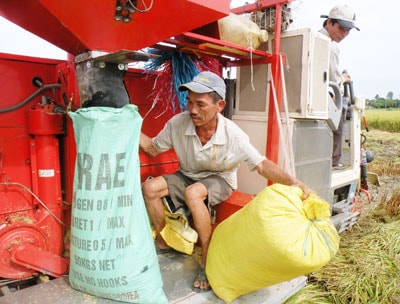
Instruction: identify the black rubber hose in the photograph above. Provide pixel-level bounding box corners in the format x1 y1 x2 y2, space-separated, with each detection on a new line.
0 84 61 113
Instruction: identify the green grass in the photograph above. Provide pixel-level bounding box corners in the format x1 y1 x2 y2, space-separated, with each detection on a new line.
364 109 400 132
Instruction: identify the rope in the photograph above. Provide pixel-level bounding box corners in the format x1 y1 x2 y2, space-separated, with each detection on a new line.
269 64 295 176
246 35 256 91
304 219 337 257
279 54 295 176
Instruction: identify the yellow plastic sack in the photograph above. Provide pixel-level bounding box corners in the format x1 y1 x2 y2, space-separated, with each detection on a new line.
218 13 268 50
160 209 198 255
206 184 340 303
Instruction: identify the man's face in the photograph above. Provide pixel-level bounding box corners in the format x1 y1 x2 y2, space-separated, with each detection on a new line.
186 91 224 127
327 20 351 43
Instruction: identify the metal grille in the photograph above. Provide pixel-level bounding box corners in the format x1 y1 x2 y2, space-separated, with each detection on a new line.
250 4 293 33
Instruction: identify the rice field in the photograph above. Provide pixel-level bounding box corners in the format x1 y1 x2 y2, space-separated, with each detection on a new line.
364 109 400 133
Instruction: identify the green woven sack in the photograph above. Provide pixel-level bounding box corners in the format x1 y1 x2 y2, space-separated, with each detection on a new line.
68 105 167 304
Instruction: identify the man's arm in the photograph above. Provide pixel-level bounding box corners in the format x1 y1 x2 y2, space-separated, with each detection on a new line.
139 132 159 158
255 158 312 199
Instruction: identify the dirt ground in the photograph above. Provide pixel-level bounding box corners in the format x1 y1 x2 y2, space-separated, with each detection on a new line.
358 175 400 218
359 129 400 212
362 129 400 176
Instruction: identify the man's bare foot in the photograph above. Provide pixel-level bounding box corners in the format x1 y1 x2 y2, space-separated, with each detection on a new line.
155 236 170 250
192 268 210 292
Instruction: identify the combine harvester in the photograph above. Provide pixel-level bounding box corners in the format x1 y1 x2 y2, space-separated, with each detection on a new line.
0 0 365 302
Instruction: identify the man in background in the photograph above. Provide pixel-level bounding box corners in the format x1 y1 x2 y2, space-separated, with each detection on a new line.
319 4 359 168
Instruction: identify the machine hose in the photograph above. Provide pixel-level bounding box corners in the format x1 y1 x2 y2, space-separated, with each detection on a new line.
0 84 61 113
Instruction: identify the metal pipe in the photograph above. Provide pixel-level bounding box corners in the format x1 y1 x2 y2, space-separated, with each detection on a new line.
266 3 283 180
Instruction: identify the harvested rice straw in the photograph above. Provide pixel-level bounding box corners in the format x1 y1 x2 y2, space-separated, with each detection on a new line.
285 213 400 304
375 189 400 220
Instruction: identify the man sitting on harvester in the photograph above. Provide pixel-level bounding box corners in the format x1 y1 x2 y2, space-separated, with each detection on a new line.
139 71 312 292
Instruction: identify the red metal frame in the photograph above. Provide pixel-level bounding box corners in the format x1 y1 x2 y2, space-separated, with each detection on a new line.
161 32 272 67
231 0 292 14
267 4 284 176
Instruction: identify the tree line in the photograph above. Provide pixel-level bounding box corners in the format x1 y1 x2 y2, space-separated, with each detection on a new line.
366 92 400 109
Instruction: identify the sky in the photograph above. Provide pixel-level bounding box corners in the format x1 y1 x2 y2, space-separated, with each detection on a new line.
0 0 397 100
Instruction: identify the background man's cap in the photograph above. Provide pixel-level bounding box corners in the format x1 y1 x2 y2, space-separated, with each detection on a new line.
178 71 226 100
321 4 360 31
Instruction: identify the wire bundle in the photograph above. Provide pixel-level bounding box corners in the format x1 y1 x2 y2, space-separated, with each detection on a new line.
145 49 198 112
144 49 222 114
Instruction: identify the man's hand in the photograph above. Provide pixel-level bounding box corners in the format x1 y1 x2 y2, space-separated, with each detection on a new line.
342 70 351 83
256 159 313 200
293 180 313 200
139 132 159 158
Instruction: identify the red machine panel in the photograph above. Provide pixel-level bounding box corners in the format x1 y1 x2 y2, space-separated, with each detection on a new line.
0 53 69 279
0 53 63 211
0 0 229 55
124 69 180 181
